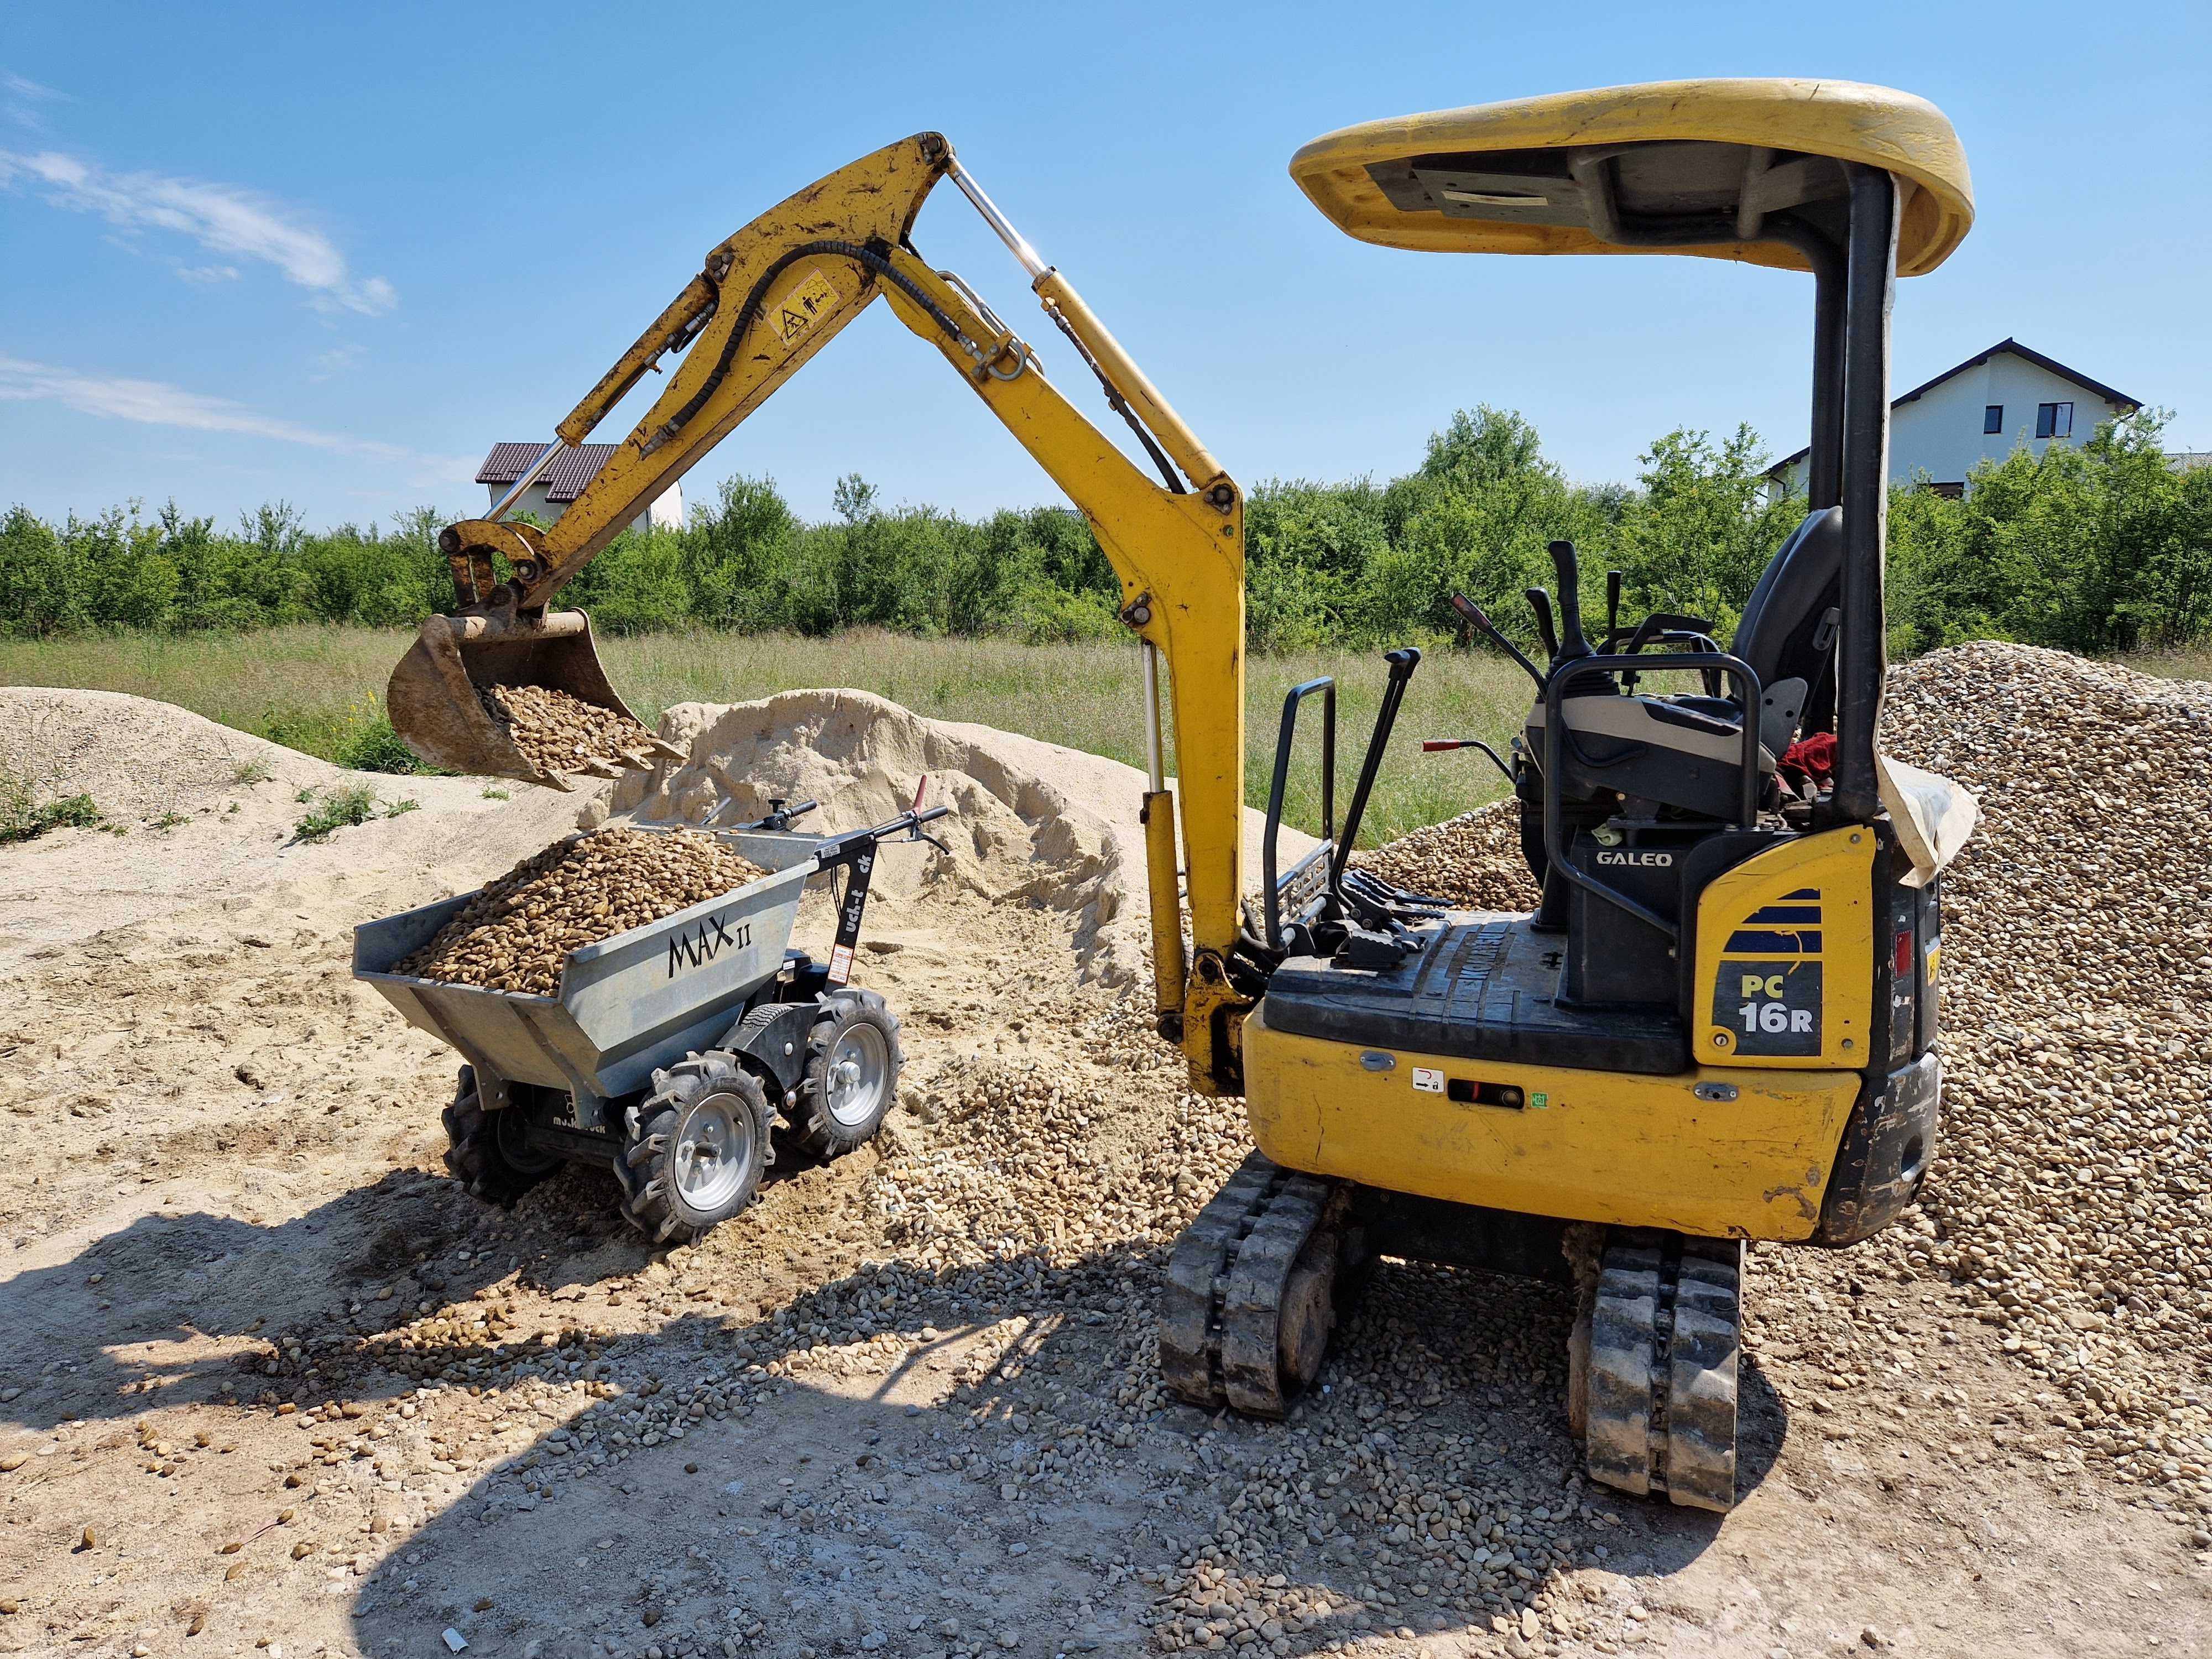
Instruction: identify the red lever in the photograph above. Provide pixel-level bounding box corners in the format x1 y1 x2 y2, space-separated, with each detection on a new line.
1423 739 1479 752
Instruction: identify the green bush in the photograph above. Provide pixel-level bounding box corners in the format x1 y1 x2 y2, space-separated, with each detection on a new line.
336 716 431 774
0 786 103 843
6 408 2204 657
294 784 380 842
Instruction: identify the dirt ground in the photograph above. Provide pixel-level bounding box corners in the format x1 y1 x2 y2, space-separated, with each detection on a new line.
0 686 2205 1659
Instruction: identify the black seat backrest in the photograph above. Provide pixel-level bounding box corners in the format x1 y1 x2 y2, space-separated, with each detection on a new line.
1733 506 1843 725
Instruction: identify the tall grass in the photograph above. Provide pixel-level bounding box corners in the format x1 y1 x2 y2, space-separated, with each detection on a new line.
0 625 1531 845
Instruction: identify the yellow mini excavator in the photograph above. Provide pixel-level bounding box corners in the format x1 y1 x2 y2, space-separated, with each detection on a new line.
388 78 1978 1513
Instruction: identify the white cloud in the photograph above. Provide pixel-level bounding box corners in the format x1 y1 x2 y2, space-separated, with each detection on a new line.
309 344 364 382
0 148 395 314
1 71 64 131
175 262 240 286
0 354 468 488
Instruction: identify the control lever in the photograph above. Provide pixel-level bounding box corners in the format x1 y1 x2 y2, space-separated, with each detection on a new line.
1448 593 1545 689
1547 540 1593 663
1332 647 1420 895
1523 587 1559 661
743 797 820 832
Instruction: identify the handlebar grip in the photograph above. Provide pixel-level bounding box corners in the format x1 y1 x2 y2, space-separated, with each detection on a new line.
1548 540 1590 660
1523 587 1559 660
916 805 952 825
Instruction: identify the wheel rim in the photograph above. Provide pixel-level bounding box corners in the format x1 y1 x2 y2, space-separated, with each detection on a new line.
671 1091 755 1213
493 1102 560 1175
825 1020 891 1129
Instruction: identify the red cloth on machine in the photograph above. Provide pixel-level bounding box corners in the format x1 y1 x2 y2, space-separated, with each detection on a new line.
1778 731 1836 788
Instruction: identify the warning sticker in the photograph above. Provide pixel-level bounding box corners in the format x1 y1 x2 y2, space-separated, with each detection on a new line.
827 942 855 986
764 269 842 350
1412 1067 1444 1094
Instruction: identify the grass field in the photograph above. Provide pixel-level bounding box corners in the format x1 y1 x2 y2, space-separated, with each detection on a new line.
0 626 1533 846
9 627 2204 847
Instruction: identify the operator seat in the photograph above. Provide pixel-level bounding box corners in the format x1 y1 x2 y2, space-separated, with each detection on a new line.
1525 507 1843 821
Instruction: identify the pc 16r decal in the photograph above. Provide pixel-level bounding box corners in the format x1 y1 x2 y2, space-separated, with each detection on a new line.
1711 884 1825 1056
1714 960 1822 1055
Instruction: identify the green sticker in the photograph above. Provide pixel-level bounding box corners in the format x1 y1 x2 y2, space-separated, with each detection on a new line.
1531 1092 1550 1110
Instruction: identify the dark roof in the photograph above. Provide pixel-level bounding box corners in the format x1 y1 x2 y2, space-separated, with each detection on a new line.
1766 339 2143 475
475 442 624 504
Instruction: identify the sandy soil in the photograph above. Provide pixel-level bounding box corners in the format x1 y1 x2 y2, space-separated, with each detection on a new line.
0 686 2204 1659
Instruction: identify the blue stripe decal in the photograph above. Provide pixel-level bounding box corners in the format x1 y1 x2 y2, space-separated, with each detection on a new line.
1781 887 1820 900
1746 904 1823 925
1725 929 1823 954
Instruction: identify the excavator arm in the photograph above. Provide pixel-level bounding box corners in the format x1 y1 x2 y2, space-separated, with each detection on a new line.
387 134 1252 1092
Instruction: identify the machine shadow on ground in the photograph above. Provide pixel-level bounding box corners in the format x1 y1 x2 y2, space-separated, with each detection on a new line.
299 1232 1778 1657
1 1152 1780 1656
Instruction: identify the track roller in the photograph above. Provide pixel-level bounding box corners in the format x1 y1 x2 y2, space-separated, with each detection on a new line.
1574 1229 1744 1512
1160 1152 1349 1418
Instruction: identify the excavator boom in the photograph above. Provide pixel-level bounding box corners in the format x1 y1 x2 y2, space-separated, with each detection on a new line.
388 135 1250 1092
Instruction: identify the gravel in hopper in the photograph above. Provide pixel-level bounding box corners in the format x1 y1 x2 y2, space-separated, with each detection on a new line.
392 827 764 995
479 682 654 778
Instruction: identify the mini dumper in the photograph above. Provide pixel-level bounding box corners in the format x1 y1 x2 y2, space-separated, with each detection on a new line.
354 796 950 1244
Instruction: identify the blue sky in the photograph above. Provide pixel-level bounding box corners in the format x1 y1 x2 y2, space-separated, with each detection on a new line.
2 2 2205 533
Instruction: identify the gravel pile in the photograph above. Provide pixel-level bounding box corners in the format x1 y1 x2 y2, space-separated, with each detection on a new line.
1355 800 1538 911
480 683 655 778
1863 643 2212 1520
393 827 764 994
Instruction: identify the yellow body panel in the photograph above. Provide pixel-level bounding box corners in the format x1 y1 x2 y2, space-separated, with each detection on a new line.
1694 827 1876 1069
1291 79 1972 276
1241 1003 1858 1240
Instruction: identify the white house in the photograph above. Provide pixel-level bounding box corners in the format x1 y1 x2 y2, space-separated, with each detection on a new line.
475 442 684 534
1766 338 2140 499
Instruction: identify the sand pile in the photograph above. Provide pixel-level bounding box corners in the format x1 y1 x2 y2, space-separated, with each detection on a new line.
393 827 764 994
604 688 1148 987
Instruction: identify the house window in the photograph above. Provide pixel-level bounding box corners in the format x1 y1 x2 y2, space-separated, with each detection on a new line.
1984 404 2003 434
2036 401 2074 440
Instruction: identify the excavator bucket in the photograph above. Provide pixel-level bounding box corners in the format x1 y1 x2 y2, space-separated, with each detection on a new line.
384 133 956 791
387 608 677 790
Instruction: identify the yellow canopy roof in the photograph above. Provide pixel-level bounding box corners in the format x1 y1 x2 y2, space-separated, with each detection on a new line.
1291 79 1973 276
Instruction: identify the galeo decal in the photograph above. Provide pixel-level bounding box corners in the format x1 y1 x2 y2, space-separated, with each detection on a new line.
1596 849 1673 867
1713 886 1823 1055
667 912 752 977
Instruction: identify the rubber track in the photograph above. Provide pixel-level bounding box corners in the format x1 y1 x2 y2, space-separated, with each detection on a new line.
1584 1231 1743 1511
1160 1151 1335 1418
